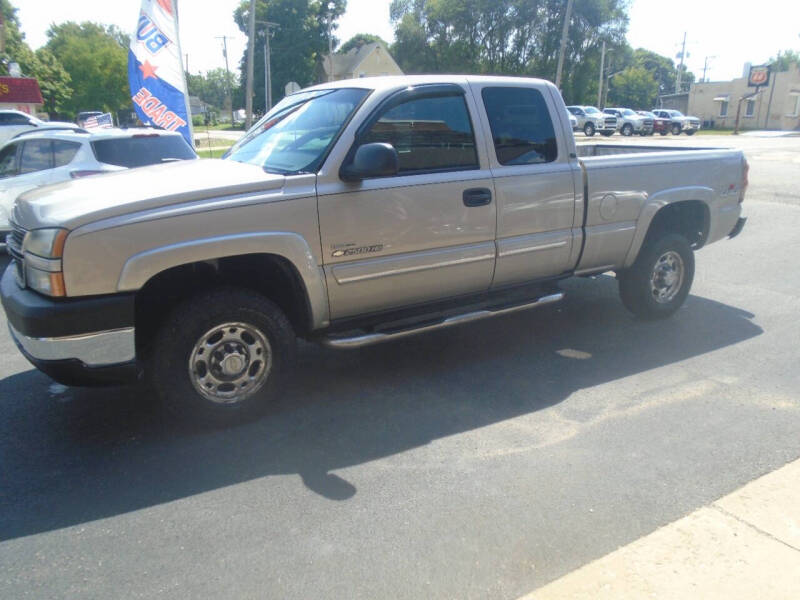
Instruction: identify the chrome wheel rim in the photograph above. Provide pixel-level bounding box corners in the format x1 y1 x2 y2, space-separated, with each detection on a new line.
189 322 272 405
650 251 684 304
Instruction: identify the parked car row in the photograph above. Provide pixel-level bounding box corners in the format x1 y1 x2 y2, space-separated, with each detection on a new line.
565 105 701 137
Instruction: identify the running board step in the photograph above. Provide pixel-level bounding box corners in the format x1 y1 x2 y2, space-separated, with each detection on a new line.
321 292 564 349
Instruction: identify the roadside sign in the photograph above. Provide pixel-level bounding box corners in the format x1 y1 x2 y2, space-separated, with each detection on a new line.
748 64 770 88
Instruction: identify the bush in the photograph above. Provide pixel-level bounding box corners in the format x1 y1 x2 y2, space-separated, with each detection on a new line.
192 114 205 127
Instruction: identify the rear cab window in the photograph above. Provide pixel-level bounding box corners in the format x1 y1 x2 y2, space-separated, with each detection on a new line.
481 87 558 166
91 135 196 168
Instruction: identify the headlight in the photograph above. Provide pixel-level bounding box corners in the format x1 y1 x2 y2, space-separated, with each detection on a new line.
24 228 68 259
22 228 68 297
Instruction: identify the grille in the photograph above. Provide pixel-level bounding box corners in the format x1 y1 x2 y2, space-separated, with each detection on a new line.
604 118 617 127
6 221 26 260
643 119 654 126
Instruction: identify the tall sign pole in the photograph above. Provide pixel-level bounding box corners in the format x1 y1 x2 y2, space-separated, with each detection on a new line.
555 0 574 89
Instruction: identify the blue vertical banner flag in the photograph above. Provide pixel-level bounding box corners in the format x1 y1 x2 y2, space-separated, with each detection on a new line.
128 0 194 147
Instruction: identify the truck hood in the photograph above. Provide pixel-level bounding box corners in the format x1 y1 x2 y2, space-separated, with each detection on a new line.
13 159 287 230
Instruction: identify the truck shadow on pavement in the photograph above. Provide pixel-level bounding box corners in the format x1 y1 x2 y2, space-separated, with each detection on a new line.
0 274 763 540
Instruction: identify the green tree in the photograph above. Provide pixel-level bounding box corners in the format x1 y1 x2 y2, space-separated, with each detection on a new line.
187 68 239 111
339 33 388 54
233 0 347 112
770 49 800 71
388 0 629 105
1 0 34 75
608 66 659 109
44 22 129 118
29 49 73 117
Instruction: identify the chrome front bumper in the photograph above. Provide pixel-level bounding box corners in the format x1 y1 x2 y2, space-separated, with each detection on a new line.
9 324 136 367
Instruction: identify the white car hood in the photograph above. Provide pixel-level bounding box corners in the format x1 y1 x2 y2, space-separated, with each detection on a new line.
13 159 287 231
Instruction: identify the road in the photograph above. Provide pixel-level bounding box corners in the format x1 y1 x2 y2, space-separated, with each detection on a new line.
1 133 799 599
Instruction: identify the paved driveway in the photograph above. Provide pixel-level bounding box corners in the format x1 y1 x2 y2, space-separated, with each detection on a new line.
1 134 799 599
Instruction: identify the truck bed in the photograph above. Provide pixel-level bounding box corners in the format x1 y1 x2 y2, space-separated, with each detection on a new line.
576 144 719 157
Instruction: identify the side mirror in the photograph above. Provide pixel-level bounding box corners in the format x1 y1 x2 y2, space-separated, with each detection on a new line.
340 143 399 182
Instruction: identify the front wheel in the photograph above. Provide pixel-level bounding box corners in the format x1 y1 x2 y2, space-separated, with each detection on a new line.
617 234 695 320
583 122 595 137
671 124 682 135
622 123 634 136
685 130 696 136
149 287 296 423
600 131 614 137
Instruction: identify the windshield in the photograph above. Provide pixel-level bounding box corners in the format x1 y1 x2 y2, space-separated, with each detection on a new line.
225 88 368 174
669 110 684 117
585 107 600 114
622 109 636 116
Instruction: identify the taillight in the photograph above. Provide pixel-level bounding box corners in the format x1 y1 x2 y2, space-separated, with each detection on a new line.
70 170 105 178
740 158 749 203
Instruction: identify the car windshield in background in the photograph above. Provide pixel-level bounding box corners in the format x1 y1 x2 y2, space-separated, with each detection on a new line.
225 88 369 175
622 109 636 116
669 110 684 117
585 107 600 114
91 135 196 168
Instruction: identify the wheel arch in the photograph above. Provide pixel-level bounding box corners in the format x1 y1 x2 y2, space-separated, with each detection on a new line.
624 189 712 268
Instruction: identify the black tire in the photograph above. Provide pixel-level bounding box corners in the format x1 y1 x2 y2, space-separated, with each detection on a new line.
659 129 668 136
685 130 696 136
622 123 633 136
600 131 614 137
639 130 648 136
149 287 296 424
583 122 595 137
671 123 682 135
617 234 695 320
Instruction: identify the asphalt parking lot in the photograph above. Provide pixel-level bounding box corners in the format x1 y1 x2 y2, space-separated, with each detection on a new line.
1 132 800 599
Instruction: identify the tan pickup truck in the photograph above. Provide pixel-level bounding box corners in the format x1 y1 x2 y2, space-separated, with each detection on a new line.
2 75 748 422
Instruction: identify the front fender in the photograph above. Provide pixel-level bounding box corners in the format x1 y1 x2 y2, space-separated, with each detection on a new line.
117 231 330 329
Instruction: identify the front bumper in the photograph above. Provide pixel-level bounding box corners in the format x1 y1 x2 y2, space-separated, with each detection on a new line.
1 265 139 386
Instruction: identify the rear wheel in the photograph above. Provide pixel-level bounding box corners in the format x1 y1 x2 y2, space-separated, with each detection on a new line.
149 287 296 423
618 234 695 320
583 122 596 137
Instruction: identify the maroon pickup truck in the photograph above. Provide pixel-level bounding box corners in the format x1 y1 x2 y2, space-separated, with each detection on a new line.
637 111 670 136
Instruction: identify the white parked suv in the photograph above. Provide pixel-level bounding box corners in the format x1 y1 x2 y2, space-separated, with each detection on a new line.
0 110 80 146
602 108 646 136
0 128 197 241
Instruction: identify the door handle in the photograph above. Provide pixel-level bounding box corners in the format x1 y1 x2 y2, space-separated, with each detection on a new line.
463 188 492 207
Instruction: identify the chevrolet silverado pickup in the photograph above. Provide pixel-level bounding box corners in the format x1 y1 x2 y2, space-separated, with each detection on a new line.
2 75 748 422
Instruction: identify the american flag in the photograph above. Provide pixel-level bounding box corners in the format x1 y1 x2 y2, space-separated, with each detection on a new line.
84 113 114 129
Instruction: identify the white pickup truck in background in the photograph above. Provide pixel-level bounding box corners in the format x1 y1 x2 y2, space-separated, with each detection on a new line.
2 75 747 422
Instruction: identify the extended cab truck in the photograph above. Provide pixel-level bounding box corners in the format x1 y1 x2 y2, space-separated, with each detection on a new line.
2 76 748 422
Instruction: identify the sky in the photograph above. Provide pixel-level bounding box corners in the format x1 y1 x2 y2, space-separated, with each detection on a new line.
15 0 800 82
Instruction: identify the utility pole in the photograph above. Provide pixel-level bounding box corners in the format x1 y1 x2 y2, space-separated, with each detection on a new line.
597 40 606 107
702 55 716 82
554 0 575 89
216 36 236 126
675 32 687 93
245 0 256 129
257 21 279 112
327 2 335 82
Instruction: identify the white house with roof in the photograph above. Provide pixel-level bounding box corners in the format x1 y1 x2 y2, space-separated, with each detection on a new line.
318 42 403 83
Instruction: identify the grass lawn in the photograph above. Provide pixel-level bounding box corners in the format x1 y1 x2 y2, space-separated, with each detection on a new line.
197 148 230 159
195 124 245 133
696 129 735 135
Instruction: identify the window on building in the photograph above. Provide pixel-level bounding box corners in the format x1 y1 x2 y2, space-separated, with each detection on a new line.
482 87 557 165
789 94 800 117
361 93 479 175
719 101 729 117
745 99 756 118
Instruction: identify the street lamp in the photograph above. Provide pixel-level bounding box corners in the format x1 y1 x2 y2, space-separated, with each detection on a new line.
602 70 624 109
